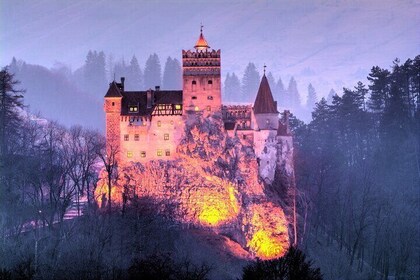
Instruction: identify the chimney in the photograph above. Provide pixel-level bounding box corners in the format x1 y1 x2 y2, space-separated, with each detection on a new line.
147 89 153 109
120 77 125 91
155 86 160 91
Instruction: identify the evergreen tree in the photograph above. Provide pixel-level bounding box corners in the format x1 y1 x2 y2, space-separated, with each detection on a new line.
326 88 337 104
162 57 181 90
306 83 318 112
84 50 107 94
223 73 231 101
275 77 286 106
0 67 24 158
224 72 241 102
241 63 260 102
266 71 276 90
242 247 322 280
144 53 162 89
287 76 301 111
113 58 129 81
126 55 143 90
367 66 390 113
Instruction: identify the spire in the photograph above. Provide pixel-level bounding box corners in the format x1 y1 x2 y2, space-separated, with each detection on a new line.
253 74 278 114
194 24 210 51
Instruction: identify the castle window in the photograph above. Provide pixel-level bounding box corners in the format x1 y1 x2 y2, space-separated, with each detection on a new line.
192 80 197 91
157 150 163 156
129 105 138 113
134 134 139 141
165 150 170 156
192 96 197 100
140 151 146 158
157 121 161 127
164 133 169 140
175 104 182 110
124 134 129 141
206 106 211 112
192 81 197 85
127 151 133 158
112 102 115 106
207 96 213 100
208 80 212 84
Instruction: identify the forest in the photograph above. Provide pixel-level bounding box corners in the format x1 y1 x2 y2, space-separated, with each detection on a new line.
9 50 318 130
0 54 419 279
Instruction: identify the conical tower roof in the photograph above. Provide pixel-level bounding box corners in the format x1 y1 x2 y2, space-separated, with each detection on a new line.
253 74 278 114
194 26 210 50
104 81 122 98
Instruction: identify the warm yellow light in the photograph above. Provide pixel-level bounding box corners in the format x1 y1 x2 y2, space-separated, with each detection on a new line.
194 106 199 111
249 230 285 259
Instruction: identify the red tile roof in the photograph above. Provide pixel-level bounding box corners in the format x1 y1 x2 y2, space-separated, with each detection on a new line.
253 75 278 114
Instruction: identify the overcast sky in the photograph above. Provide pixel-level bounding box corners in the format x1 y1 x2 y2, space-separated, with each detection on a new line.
1 0 419 99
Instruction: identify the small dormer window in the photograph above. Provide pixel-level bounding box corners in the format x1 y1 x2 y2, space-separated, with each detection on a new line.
129 105 138 113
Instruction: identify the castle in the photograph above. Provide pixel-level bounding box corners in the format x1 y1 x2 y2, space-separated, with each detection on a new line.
104 29 292 183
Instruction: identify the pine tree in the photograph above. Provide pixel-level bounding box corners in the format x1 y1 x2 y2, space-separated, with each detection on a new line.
242 247 322 280
126 55 143 90
287 76 301 111
326 88 337 104
306 83 318 112
0 67 25 158
367 66 390 113
84 50 107 94
241 63 260 102
224 72 241 102
144 53 162 89
266 72 276 90
162 57 181 90
275 77 286 107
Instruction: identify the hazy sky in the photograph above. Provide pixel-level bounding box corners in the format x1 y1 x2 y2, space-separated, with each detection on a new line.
1 0 419 99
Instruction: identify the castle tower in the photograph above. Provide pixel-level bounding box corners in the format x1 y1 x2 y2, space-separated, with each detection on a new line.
182 27 221 115
104 80 123 154
252 73 279 130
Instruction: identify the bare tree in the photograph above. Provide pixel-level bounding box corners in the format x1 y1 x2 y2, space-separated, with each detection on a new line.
97 142 119 213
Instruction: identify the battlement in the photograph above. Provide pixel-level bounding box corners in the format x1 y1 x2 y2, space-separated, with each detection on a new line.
182 49 221 59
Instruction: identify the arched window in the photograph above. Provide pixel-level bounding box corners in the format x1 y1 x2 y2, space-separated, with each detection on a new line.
192 80 197 91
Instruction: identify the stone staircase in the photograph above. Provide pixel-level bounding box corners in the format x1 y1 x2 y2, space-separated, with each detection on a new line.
63 195 88 220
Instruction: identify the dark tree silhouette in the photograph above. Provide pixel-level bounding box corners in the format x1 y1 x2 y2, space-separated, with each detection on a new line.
242 247 322 280
242 63 260 102
162 56 182 90
0 67 24 158
144 53 162 89
223 72 241 102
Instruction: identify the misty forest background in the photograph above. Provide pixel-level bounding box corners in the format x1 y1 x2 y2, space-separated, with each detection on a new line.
8 51 325 130
1 52 419 279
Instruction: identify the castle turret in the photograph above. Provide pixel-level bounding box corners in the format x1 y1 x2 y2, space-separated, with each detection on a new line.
252 73 279 130
182 26 221 115
104 80 123 153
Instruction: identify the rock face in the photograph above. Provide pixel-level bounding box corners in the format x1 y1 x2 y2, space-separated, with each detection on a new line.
95 114 292 260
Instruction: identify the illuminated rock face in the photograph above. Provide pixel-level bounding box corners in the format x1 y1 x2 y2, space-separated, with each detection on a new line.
95 114 291 259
